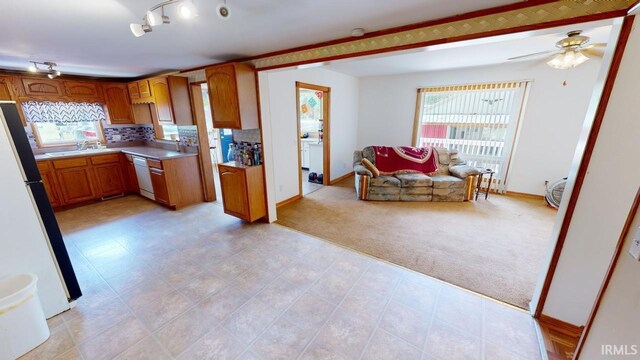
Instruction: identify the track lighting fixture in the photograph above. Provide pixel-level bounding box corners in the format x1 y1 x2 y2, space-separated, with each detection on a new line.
28 61 62 79
131 0 212 38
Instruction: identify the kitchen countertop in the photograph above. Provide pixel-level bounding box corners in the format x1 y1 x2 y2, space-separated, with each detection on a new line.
220 161 262 169
34 146 198 161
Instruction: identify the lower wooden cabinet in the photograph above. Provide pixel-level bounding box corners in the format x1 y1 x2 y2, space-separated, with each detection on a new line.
37 152 203 210
149 167 170 205
37 161 62 207
93 163 127 197
218 163 266 222
55 166 98 204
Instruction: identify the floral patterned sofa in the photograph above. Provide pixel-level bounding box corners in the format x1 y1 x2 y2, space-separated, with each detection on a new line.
353 146 479 201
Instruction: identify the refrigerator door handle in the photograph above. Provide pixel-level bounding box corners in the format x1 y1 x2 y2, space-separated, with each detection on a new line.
25 180 43 186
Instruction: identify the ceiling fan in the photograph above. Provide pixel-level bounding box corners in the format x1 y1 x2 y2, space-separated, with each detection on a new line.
508 30 606 69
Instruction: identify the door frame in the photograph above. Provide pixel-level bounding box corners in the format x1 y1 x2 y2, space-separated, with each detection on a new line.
190 81 216 202
295 81 331 197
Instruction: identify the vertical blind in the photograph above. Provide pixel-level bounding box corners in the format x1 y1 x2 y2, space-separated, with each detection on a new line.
414 81 530 192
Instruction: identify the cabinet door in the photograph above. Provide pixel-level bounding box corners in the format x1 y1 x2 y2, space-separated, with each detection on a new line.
93 163 126 197
103 83 134 124
206 64 241 129
63 81 102 101
0 76 26 125
0 76 17 101
128 82 140 101
139 80 152 99
219 166 249 219
150 78 174 123
40 169 62 207
21 77 63 98
56 167 97 204
150 167 170 205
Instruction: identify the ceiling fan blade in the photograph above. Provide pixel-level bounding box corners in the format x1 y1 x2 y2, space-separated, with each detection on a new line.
585 42 607 49
507 50 558 61
582 48 605 58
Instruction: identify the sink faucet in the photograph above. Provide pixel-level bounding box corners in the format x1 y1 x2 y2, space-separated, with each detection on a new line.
77 140 88 150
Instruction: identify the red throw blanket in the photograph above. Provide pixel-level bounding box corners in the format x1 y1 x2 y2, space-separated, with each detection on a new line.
373 146 438 175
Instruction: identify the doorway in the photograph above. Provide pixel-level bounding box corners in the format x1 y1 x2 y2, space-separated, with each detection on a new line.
296 82 330 196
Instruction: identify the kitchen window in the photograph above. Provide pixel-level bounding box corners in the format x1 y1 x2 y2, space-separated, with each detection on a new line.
22 101 105 147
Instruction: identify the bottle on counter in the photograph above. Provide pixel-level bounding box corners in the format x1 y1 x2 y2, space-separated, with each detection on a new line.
253 144 261 165
227 144 235 163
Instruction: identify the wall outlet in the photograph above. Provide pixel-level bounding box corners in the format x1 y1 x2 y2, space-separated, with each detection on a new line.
112 134 122 141
278 185 283 192
629 227 640 261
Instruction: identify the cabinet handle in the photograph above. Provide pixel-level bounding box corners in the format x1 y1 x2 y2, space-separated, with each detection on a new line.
220 171 234 176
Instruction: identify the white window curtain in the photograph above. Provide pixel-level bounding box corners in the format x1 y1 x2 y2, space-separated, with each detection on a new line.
414 81 530 193
21 101 106 123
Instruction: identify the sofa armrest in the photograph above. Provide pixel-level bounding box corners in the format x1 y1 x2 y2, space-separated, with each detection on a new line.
354 164 373 177
449 165 480 179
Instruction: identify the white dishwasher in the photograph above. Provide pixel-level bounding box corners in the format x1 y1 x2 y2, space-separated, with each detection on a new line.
133 156 155 200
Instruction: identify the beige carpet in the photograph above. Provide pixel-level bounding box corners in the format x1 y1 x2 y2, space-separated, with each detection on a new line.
277 176 556 309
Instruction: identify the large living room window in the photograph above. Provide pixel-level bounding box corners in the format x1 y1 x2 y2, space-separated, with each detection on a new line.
413 81 530 192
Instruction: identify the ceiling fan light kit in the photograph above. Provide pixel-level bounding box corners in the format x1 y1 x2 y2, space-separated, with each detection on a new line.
130 0 224 38
547 49 590 69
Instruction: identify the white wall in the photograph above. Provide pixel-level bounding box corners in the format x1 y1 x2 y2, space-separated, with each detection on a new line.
579 209 640 359
259 67 359 209
0 108 70 318
357 60 602 195
540 20 640 326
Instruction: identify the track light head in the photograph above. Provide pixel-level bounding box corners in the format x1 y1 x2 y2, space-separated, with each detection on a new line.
178 1 196 19
130 22 152 37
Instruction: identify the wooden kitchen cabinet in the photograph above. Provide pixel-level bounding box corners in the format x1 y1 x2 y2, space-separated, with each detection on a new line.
128 80 153 104
0 75 27 125
205 62 259 129
218 163 266 222
124 155 139 193
103 83 134 124
52 158 98 204
63 80 103 102
91 154 127 197
150 167 170 205
20 77 64 98
36 161 62 208
149 77 174 123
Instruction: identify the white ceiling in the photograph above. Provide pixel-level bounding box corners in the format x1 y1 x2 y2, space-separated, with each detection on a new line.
0 0 519 78
323 21 615 77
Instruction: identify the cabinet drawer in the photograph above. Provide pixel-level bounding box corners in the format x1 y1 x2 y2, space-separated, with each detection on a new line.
147 158 163 169
52 157 88 169
90 153 120 165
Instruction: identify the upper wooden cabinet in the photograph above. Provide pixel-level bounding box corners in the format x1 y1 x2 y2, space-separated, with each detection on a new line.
63 80 103 102
148 76 193 125
102 83 134 124
205 63 259 129
0 75 28 125
128 80 153 104
21 77 64 98
149 77 174 123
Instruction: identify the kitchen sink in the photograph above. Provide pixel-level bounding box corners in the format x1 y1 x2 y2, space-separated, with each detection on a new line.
45 148 115 157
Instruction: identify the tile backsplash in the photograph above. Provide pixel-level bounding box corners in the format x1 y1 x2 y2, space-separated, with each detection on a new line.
103 124 155 143
178 125 198 147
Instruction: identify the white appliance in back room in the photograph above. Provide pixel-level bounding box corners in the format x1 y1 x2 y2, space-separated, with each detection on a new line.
0 102 81 319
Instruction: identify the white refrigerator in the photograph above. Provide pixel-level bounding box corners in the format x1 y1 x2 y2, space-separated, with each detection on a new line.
0 102 80 318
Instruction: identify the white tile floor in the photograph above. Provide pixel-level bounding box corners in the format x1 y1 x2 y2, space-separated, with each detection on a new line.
302 170 323 196
21 196 542 359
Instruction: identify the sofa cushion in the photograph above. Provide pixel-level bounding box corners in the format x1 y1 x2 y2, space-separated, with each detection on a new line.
370 175 401 187
449 165 480 179
394 173 433 187
361 158 380 177
431 175 465 189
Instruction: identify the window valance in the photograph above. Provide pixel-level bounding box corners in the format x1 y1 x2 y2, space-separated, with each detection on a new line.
22 101 106 123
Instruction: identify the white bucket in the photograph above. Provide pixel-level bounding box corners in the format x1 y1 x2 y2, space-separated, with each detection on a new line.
0 274 50 360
